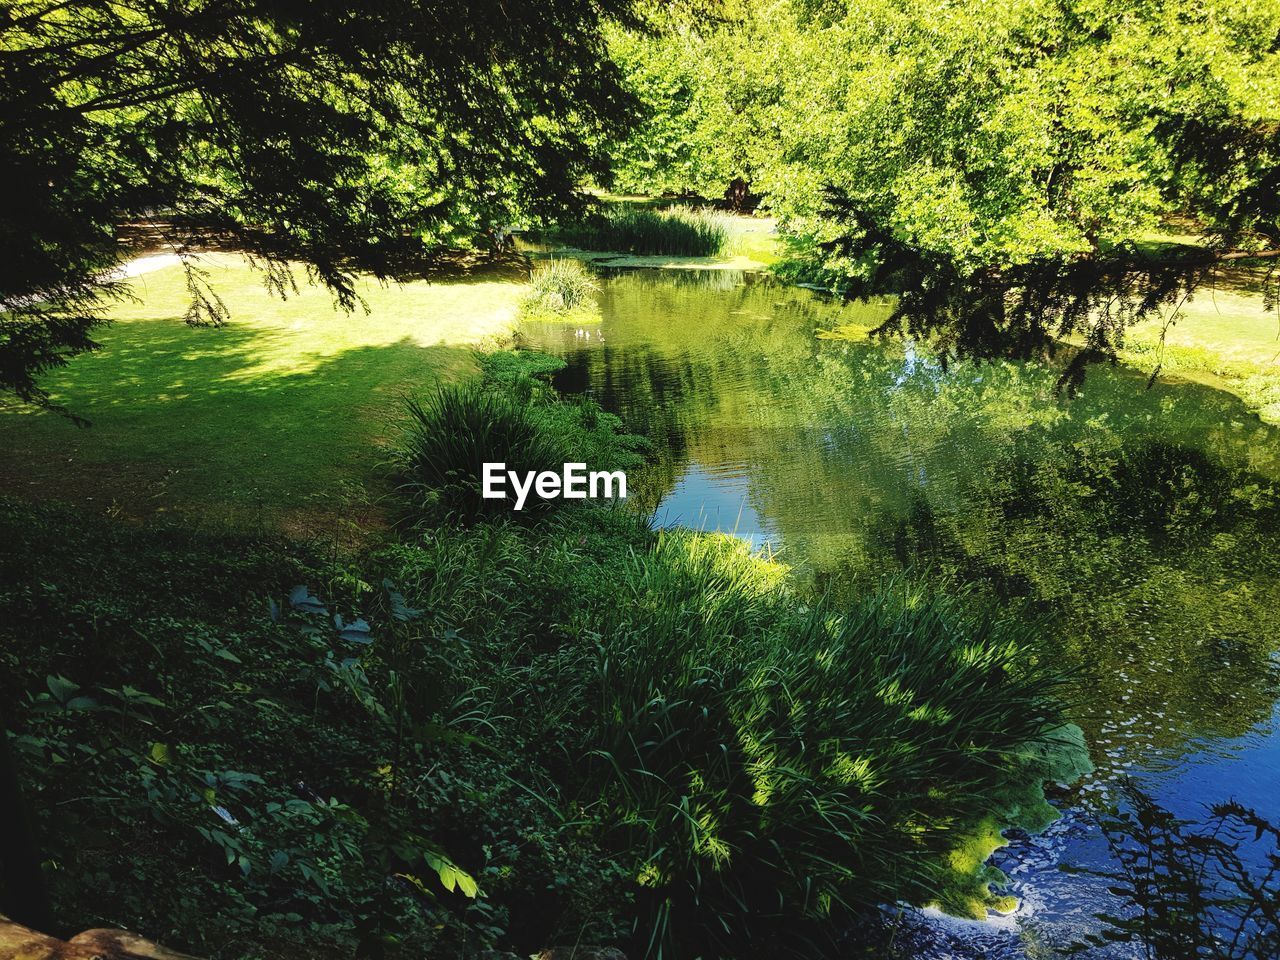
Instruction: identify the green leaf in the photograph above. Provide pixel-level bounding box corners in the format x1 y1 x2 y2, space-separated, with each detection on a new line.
423 850 479 898
46 675 79 704
118 686 165 706
289 585 327 615
338 618 373 645
386 583 423 622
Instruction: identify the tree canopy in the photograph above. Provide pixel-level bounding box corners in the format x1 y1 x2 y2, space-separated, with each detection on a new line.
4 0 1280 404
0 0 634 404
611 0 1280 377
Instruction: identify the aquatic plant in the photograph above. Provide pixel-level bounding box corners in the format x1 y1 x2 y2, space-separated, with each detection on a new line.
583 540 1079 957
560 206 734 257
520 259 600 321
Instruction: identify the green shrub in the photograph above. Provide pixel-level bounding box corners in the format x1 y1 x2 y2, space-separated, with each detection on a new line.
520 259 600 320
0 498 633 960
560 206 733 257
581 532 1077 957
393 383 565 524
2 491 1081 960
393 353 648 525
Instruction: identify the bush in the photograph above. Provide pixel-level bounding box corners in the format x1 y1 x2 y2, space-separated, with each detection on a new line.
393 383 565 524
1 488 1081 960
0 499 634 960
393 353 648 525
560 206 733 257
520 259 600 321
580 532 1079 957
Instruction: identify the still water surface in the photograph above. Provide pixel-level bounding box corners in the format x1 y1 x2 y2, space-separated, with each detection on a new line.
521 269 1280 957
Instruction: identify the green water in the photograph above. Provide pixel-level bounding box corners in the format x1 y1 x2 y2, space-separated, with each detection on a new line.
520 268 1280 955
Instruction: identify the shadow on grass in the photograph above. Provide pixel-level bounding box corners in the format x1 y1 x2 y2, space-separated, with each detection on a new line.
0 317 489 536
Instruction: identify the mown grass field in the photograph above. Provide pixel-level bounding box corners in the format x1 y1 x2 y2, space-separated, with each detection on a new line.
1123 277 1280 423
0 253 524 533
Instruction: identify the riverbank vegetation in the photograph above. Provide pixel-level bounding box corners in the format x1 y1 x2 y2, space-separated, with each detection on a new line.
556 206 735 258
0 356 1082 958
519 260 603 323
3 0 1278 956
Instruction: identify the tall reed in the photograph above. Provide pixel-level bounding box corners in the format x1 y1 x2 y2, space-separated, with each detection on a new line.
583 532 1075 957
562 206 734 257
521 259 599 318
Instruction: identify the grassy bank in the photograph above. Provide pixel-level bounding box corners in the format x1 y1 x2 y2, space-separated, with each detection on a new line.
802 215 1280 422
0 253 525 533
1120 276 1280 424
0 354 1083 960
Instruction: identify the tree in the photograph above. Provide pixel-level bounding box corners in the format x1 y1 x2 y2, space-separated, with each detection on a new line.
606 1 790 205
610 0 1280 373
0 0 636 407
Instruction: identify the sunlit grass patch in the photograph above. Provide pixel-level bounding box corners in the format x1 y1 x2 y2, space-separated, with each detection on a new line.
1121 286 1280 423
0 253 523 527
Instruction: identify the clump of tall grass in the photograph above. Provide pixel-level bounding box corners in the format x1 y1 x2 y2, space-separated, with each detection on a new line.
561 206 734 257
392 383 564 524
520 259 600 321
392 353 648 525
583 532 1080 956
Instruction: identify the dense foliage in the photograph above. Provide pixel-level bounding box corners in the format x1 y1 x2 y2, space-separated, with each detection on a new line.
617 0 1280 260
0 358 1082 958
0 0 634 404
610 0 1280 369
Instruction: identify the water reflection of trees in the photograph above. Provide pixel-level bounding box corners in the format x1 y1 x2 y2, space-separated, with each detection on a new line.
758 346 1280 748
523 270 1280 755
1068 785 1280 960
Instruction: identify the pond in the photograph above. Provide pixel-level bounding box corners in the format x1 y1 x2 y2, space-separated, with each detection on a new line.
519 268 1280 957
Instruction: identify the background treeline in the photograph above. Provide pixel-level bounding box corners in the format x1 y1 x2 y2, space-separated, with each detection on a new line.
605 0 1279 374
611 0 1279 267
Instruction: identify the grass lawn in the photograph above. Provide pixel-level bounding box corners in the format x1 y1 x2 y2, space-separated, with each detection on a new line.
1121 268 1280 423
0 252 524 534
